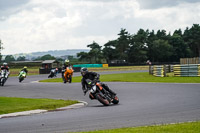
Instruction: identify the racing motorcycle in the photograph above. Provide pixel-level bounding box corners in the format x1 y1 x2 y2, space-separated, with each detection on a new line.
64 67 74 83
48 69 57 78
18 70 27 82
0 69 8 86
85 79 119 106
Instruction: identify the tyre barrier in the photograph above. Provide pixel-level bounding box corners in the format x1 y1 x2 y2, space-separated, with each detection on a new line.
174 64 200 77
153 65 164 77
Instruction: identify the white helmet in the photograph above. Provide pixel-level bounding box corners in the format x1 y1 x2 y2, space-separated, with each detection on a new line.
65 59 69 63
65 60 69 65
3 62 7 66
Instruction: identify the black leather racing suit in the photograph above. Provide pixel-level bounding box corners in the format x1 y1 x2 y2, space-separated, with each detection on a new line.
0 66 10 78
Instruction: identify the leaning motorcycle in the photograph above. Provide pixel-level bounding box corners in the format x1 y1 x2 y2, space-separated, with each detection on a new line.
0 69 8 86
18 70 27 82
48 69 57 78
85 79 119 106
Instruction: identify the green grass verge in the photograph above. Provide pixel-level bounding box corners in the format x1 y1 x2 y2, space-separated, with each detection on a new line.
10 68 39 76
71 121 200 133
0 97 78 115
9 66 149 76
88 66 149 72
40 72 200 83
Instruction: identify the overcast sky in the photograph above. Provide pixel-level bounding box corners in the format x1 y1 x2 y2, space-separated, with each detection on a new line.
0 0 200 55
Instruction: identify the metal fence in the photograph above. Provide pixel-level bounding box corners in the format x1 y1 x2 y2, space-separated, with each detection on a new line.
180 57 200 64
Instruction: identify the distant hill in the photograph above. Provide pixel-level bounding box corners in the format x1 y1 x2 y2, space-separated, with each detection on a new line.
4 49 90 60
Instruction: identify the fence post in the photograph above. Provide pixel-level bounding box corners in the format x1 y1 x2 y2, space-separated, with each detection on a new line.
164 65 166 77
149 65 152 75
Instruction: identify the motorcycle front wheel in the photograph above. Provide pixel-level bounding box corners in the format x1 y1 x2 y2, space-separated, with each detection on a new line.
96 94 110 106
68 75 72 83
1 78 5 86
19 77 24 82
112 96 119 104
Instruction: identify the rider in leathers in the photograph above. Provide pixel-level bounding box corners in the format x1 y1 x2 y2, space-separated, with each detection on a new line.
21 66 28 74
61 59 71 82
80 67 116 98
19 66 28 77
0 62 10 79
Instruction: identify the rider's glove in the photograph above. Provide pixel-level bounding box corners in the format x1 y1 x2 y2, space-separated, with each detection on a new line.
93 78 98 84
83 88 87 96
83 90 87 96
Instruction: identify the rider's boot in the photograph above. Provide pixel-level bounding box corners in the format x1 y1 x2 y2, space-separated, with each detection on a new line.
103 84 116 96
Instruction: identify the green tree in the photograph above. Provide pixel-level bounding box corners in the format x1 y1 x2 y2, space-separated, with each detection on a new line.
151 39 173 62
146 30 157 62
77 52 90 63
68 56 74 61
183 24 200 57
34 54 56 61
116 28 131 61
56 57 64 62
156 30 169 40
169 32 192 62
4 55 15 62
87 41 103 63
102 40 118 63
17 56 26 61
173 29 183 37
128 29 148 63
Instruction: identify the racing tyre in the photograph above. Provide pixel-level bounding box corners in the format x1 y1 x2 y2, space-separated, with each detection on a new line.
96 94 110 106
19 77 23 82
69 75 72 83
1 78 5 86
112 96 119 104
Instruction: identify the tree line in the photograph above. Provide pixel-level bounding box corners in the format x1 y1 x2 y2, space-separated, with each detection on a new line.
1 54 79 64
77 24 200 64
1 54 57 63
1 24 200 64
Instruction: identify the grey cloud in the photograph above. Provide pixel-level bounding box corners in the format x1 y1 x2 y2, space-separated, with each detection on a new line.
137 0 200 9
0 0 30 21
0 0 29 10
73 0 122 2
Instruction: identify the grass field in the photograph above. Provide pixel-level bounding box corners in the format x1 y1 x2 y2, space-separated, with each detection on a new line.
10 68 39 76
88 66 149 71
0 97 78 115
40 72 200 83
72 121 200 133
9 66 149 76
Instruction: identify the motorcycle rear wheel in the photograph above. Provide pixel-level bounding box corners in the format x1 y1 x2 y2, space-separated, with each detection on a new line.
96 94 110 106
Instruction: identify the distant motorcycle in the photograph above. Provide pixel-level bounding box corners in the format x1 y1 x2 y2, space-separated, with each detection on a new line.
48 69 57 78
0 69 8 86
18 70 27 82
64 66 74 83
85 79 119 106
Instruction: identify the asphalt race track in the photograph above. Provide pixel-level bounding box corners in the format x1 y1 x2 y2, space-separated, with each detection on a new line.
0 71 200 133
